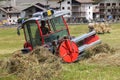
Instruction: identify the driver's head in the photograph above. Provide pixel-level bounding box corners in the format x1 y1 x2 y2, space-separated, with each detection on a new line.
41 20 46 27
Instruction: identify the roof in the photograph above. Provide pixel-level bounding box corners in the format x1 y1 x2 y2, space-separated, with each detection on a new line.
22 3 46 11
0 7 7 13
23 10 70 24
0 6 20 13
75 0 94 3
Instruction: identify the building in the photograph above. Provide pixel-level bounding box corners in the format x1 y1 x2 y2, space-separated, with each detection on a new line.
22 3 47 18
0 0 96 24
99 0 120 21
59 0 72 17
66 0 94 23
0 6 20 25
93 3 99 20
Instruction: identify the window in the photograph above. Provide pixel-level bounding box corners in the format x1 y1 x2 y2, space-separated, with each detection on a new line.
108 9 111 12
24 21 42 47
9 8 12 11
68 13 70 15
29 15 32 18
28 10 33 13
112 3 116 6
62 7 65 10
100 9 105 12
68 7 70 10
100 15 104 18
9 15 11 18
43 17 68 43
89 12 90 15
95 6 98 8
67 1 70 4
17 14 19 18
49 17 65 31
100 3 104 6
2 15 6 17
106 3 110 6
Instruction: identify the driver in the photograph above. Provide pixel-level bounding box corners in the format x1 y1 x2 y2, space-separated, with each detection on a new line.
40 20 50 35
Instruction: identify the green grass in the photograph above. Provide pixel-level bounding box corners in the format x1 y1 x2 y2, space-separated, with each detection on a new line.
0 28 24 54
99 23 120 48
61 63 120 80
0 23 120 80
0 75 18 80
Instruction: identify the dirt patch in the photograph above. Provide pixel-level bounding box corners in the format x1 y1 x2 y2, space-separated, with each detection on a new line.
0 47 62 80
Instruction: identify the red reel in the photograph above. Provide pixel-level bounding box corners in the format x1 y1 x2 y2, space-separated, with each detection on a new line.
84 35 99 44
59 39 79 63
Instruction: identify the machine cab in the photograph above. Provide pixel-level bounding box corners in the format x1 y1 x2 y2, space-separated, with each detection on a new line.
21 10 70 50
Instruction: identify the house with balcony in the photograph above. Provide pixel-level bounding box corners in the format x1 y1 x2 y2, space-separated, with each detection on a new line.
99 0 120 21
66 0 94 23
93 3 99 20
0 0 96 24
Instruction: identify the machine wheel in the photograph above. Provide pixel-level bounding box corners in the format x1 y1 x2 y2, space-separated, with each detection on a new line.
59 39 79 63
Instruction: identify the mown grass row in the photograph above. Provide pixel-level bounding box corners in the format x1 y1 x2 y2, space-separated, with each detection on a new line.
0 23 120 80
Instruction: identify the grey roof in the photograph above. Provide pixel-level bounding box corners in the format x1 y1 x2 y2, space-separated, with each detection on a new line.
0 7 7 13
23 10 70 23
0 0 60 11
22 4 46 11
76 0 94 3
0 6 20 14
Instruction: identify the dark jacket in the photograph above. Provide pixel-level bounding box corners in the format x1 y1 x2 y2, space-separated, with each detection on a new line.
41 27 49 35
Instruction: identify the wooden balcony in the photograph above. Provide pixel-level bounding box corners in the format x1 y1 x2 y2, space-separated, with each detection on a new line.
99 6 106 9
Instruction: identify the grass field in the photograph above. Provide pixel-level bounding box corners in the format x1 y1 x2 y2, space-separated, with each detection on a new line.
0 23 120 80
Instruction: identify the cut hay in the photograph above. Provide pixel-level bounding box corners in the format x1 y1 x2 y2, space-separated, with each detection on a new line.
88 22 111 34
83 43 120 66
0 47 62 80
82 43 115 59
88 52 120 66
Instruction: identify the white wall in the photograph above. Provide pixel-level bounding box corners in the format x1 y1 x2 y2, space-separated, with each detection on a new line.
85 4 93 22
7 14 20 24
61 0 72 17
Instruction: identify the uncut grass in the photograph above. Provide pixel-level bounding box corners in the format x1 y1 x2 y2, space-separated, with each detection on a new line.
61 63 120 80
0 28 24 54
